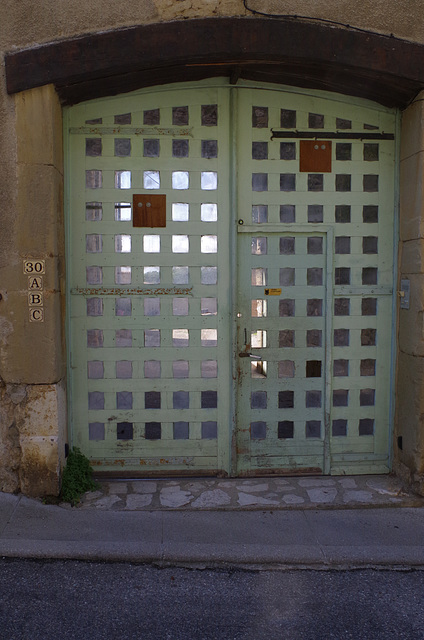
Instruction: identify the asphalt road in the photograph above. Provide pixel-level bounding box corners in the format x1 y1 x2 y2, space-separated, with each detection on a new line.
1 560 423 639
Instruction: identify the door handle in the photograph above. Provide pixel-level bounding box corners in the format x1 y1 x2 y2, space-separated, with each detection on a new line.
239 352 261 360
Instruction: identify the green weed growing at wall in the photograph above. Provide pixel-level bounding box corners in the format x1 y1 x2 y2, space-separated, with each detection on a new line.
60 447 99 505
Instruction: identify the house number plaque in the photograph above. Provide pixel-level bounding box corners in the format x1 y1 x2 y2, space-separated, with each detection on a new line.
23 260 45 322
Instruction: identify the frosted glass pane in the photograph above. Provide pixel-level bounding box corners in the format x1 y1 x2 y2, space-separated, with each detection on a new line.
172 171 189 189
115 266 131 284
86 234 102 253
172 266 189 284
201 360 217 378
173 360 189 378
144 266 160 284
201 172 217 190
115 171 131 189
173 298 189 315
201 266 217 284
144 360 161 378
115 235 131 253
145 329 160 347
87 361 104 379
201 329 217 347
172 235 189 253
116 361 132 379
144 298 160 316
201 298 217 315
172 203 189 221
144 171 160 189
201 235 217 253
201 203 218 221
115 298 131 316
173 329 189 347
86 266 103 285
115 202 132 221
143 235 160 253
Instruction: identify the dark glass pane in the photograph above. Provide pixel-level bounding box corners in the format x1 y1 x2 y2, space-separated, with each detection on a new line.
332 419 347 436
363 175 379 192
173 391 189 409
252 106 268 128
336 118 351 129
173 139 189 157
86 138 102 156
333 389 349 407
173 106 189 125
362 268 378 285
117 422 133 440
334 329 349 346
116 391 132 410
361 328 376 346
308 174 323 191
363 206 378 223
252 173 268 191
308 205 323 223
280 142 296 160
306 360 322 377
279 391 294 408
307 330 322 347
309 113 324 128
307 268 323 286
251 391 267 409
334 299 350 316
335 237 351 254
145 422 161 440
173 422 189 440
280 174 296 191
201 390 217 408
360 388 375 406
359 418 374 436
362 298 377 315
202 140 218 158
336 175 351 191
145 391 161 409
202 421 217 439
280 268 295 286
280 236 295 254
143 139 160 157
280 204 296 223
114 113 131 124
280 109 296 128
363 237 378 254
278 421 294 438
250 421 267 439
115 139 131 157
143 109 160 125
361 359 376 376
201 104 218 126
335 268 350 285
279 330 295 348
305 421 321 437
335 205 351 223
252 141 268 159
336 143 351 161
307 299 322 316
306 390 322 408
364 144 379 161
334 359 349 376
279 299 295 317
307 237 323 254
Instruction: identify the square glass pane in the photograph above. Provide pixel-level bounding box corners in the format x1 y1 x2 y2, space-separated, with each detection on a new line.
361 359 376 376
116 361 132 379
173 298 189 315
307 299 323 316
306 360 322 377
251 299 267 317
88 391 104 410
201 391 217 408
250 422 267 439
172 106 189 125
145 392 161 409
362 298 377 315
144 360 161 378
115 298 131 317
280 237 295 254
172 235 189 253
86 234 102 253
115 139 131 157
201 298 217 315
173 391 189 409
144 329 160 347
87 361 104 379
281 109 296 128
145 422 161 439
336 143 351 161
334 298 350 316
280 174 296 191
251 360 267 378
201 172 217 190
201 235 217 253
335 205 351 223
336 174 351 191
86 138 102 156
309 113 324 128
173 422 189 440
252 205 268 223
201 266 217 285
201 360 217 378
143 109 160 125
335 268 350 285
144 171 160 189
202 140 218 158
115 235 131 253
172 203 189 221
361 328 377 346
251 268 267 286
307 237 323 254
115 202 132 221
279 360 295 378
115 329 132 347
363 206 379 223
201 203 218 222
86 170 102 189
305 421 321 438
279 299 295 317
143 235 160 253
201 104 218 126
89 423 105 441
117 422 133 440
172 171 189 189
173 266 189 285
279 330 294 348
363 175 379 192
144 298 160 316
280 268 295 287
332 419 347 437
280 205 295 223
252 173 268 191
143 139 160 157
307 330 322 347
173 329 189 347
85 202 102 221
173 360 189 378
251 390 267 409
201 421 217 439
251 237 267 255
306 390 322 408
86 298 103 316
308 205 323 223
252 106 268 127
280 142 296 160
362 268 378 285
172 139 189 158
115 266 131 284
115 171 131 189
87 329 103 348
360 388 375 406
279 391 294 408
201 329 217 346
308 174 323 191
334 359 349 376
117 391 132 410
334 328 349 346
333 389 349 407
363 237 378 254
251 330 267 348
359 418 374 436
335 237 351 254
144 266 160 284
252 141 268 160
278 421 294 439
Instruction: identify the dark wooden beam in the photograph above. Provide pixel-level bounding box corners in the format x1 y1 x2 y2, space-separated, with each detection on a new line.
5 17 424 108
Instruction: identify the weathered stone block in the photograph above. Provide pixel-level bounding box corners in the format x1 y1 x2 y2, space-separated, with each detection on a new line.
400 92 424 161
398 273 424 357
395 350 424 476
400 151 424 241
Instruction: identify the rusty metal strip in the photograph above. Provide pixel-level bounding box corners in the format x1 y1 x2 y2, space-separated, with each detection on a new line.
69 126 193 137
71 286 193 296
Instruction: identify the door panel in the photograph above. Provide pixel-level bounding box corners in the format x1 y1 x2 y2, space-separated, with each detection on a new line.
67 80 396 476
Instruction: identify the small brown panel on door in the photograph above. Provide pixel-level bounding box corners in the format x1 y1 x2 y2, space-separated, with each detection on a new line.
133 194 166 227
300 140 332 172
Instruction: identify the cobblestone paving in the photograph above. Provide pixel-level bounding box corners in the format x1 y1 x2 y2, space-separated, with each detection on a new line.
78 475 424 511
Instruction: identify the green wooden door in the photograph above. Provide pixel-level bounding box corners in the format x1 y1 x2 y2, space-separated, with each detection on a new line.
66 80 396 476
